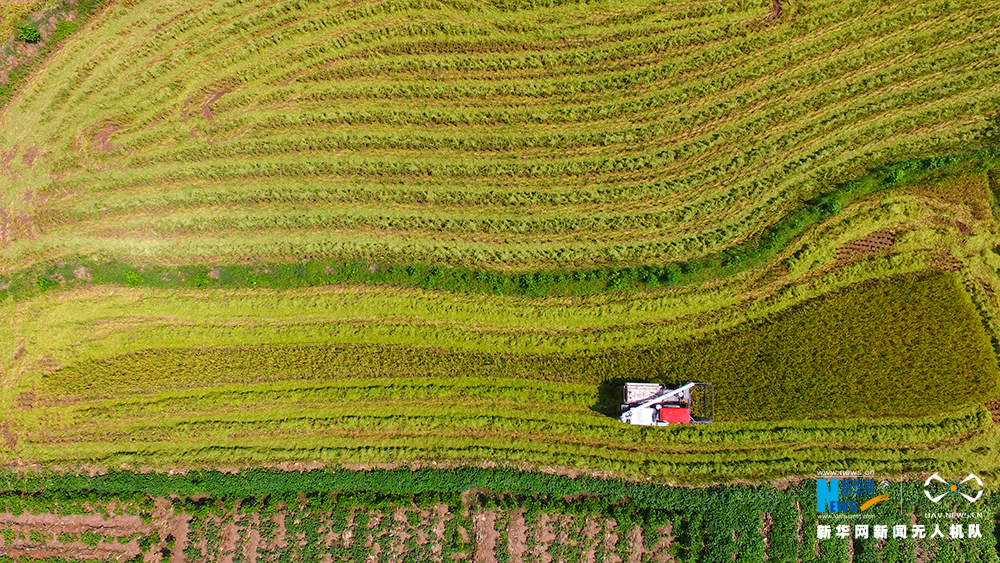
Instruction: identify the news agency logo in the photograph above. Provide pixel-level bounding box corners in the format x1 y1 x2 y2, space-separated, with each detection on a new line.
924 473 983 504
817 477 890 513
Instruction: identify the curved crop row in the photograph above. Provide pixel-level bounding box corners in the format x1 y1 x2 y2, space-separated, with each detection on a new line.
2 0 999 271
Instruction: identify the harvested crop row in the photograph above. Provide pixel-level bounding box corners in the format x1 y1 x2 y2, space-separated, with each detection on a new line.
2 0 999 270
7 271 991 407
2 272 995 478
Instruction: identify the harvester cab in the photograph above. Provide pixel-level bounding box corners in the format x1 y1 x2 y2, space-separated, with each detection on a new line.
619 382 714 426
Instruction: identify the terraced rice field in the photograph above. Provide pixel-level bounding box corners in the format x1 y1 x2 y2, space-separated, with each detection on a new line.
1 0 1000 485
3 270 998 482
1 0 999 269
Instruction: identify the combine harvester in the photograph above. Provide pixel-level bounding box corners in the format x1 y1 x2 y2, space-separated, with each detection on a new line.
619 382 715 426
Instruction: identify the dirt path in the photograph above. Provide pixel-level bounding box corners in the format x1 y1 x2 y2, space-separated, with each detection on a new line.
532 513 556 563
626 527 652 563
167 510 192 563
243 512 261 563
0 511 147 534
507 510 527 563
472 511 498 563
760 513 773 562
0 511 150 562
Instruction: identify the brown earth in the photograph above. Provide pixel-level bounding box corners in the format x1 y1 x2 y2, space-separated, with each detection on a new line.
165 505 191 563
10 189 39 242
390 507 414 560
986 398 1000 424
0 421 16 449
243 512 260 563
928 247 963 272
0 498 670 562
834 229 895 264
94 124 120 153
531 512 555 563
0 511 150 562
202 90 230 124
0 511 146 534
603 519 623 563
0 146 16 176
581 517 602 563
472 511 498 563
507 510 527 563
555 517 581 557
14 391 37 410
21 145 39 168
0 207 10 245
0 543 139 561
650 524 673 563
766 0 781 20
626 526 652 563
793 502 803 546
13 211 34 240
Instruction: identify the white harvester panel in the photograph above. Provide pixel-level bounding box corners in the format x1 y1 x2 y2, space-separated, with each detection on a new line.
623 382 665 404
619 382 714 426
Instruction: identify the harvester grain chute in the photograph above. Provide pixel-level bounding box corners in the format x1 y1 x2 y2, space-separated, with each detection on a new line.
619 382 714 426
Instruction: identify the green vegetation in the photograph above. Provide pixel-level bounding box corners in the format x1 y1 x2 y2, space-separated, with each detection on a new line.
16 24 40 43
0 468 993 562
52 20 77 42
38 274 999 421
0 273 992 482
1 0 1000 493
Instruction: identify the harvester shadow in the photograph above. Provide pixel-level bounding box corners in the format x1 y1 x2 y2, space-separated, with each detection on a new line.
590 379 629 418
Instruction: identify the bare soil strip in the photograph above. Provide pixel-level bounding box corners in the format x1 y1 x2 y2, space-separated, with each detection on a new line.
0 511 150 562
472 511 498 563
